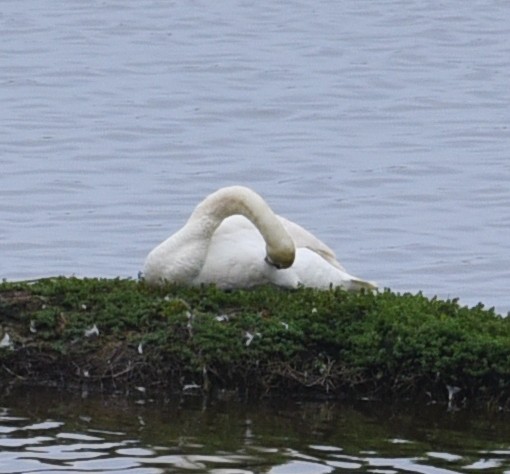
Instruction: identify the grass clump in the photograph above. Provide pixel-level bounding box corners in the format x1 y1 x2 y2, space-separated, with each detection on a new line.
0 277 509 407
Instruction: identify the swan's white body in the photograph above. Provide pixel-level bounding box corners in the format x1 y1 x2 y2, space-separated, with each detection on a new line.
143 186 376 291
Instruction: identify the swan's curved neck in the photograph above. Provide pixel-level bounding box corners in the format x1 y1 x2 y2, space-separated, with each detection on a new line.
190 186 295 268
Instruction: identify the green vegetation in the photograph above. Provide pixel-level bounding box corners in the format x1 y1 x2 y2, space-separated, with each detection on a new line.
1 277 509 407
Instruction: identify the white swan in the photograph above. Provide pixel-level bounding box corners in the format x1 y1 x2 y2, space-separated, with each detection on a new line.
143 186 376 291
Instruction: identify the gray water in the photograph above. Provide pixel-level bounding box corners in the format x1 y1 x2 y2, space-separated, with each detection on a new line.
1 3 510 470
1 387 510 474
1 0 510 315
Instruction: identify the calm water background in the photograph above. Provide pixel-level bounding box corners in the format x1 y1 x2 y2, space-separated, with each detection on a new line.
1 387 510 474
1 2 510 470
1 1 510 314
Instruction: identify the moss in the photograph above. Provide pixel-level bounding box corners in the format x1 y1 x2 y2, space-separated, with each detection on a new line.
0 277 509 407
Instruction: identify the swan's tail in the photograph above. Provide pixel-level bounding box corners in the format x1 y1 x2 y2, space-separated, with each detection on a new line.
349 278 378 292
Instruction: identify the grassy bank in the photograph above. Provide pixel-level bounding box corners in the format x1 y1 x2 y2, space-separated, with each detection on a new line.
1 277 509 407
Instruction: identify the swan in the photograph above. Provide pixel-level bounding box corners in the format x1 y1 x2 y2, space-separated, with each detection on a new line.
143 186 376 291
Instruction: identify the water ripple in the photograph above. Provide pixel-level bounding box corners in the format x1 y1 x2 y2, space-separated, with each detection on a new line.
1 1 509 314
1 394 510 474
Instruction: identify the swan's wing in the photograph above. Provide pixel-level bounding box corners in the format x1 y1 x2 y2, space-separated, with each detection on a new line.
214 215 258 235
194 215 300 289
198 215 376 291
277 215 346 271
194 216 272 288
293 248 377 291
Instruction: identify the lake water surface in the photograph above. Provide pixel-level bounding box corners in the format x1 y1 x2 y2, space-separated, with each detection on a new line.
1 1 510 471
1 1 510 314
1 387 510 474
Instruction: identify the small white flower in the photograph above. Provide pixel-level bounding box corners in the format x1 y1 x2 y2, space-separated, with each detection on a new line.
215 314 229 322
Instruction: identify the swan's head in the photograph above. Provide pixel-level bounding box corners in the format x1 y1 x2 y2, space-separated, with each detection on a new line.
265 242 295 269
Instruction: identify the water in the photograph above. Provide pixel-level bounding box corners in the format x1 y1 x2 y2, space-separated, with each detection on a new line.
1 0 510 315
1 387 510 474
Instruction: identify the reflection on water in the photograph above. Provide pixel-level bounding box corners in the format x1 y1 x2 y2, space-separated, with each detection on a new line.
1 387 509 473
